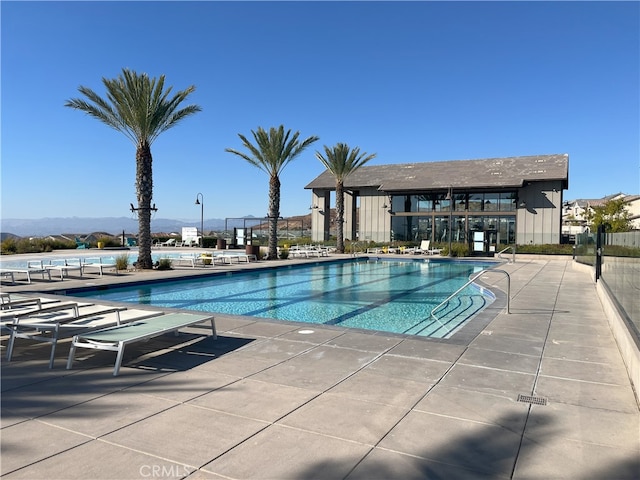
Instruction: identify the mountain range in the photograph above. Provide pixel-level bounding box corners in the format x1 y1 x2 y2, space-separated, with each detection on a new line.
0 216 233 237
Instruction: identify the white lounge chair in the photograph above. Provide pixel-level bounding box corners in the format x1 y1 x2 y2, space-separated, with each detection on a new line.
1 300 82 324
0 261 52 284
82 257 118 276
45 258 84 280
67 312 217 376
157 238 176 247
406 240 440 255
5 303 164 368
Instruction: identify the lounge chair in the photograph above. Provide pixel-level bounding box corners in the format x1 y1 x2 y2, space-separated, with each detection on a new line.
1 293 58 311
82 257 118 276
125 237 137 247
416 240 441 255
66 312 217 376
155 238 176 247
75 237 90 249
405 240 440 255
5 303 164 368
0 261 52 284
173 253 208 268
45 258 84 280
1 301 83 325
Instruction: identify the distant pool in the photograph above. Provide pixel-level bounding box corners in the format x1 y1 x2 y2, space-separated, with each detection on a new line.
71 258 497 339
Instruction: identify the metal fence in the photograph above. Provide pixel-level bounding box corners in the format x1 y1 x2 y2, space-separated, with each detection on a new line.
576 230 640 341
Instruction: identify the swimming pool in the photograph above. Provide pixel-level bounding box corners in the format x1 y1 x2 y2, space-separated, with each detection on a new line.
71 258 497 339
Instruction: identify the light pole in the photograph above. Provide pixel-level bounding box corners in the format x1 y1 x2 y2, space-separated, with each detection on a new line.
195 193 203 246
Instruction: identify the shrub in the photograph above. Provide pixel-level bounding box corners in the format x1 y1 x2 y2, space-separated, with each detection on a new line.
279 248 289 260
115 254 130 271
1 238 17 254
515 244 574 255
98 237 120 248
1 237 75 255
156 258 173 270
439 242 469 257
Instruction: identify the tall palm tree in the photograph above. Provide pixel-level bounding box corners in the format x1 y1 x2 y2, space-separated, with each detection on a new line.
226 125 319 260
65 68 201 269
315 143 376 253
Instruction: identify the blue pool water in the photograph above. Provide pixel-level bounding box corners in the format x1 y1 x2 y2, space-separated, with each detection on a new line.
72 258 496 338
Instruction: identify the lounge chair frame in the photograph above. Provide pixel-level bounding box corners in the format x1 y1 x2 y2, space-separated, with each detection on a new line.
66 313 217 376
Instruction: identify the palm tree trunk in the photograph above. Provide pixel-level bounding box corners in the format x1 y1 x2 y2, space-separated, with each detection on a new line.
136 142 154 269
336 181 345 253
268 175 280 260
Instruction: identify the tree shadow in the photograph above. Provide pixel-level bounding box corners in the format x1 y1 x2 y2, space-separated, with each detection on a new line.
293 409 639 480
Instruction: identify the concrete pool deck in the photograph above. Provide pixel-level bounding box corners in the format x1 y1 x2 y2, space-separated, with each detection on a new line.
1 253 639 479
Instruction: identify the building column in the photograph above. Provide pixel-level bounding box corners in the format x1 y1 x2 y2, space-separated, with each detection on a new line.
310 190 331 242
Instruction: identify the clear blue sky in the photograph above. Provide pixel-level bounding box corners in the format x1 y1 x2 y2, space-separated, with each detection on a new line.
2 1 639 222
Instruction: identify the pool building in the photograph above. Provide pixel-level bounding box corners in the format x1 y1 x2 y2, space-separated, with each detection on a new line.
306 153 569 253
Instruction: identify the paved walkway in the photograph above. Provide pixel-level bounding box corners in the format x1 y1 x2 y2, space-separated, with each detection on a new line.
1 256 639 479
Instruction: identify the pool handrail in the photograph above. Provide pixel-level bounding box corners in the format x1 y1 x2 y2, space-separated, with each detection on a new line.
430 268 511 322
497 245 516 263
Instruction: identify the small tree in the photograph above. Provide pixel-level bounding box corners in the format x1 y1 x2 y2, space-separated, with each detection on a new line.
586 198 633 232
315 143 376 253
226 125 319 260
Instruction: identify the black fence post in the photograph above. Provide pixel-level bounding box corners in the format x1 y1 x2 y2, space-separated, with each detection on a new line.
595 224 604 281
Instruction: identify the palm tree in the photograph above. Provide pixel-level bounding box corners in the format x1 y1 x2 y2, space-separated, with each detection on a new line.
65 68 201 269
315 143 376 253
226 125 319 260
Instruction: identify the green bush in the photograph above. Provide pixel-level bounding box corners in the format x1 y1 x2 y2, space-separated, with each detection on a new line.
1 237 75 255
115 254 130 271
156 258 173 270
279 248 289 259
97 237 120 248
603 245 640 258
515 244 574 255
439 242 469 257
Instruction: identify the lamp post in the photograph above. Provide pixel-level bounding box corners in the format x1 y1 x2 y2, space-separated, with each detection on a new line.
195 193 203 246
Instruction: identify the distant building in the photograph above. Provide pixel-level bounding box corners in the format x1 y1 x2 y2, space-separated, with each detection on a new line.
563 193 640 234
306 154 569 253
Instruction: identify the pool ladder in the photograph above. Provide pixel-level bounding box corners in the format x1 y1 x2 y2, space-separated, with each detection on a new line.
350 241 364 257
430 269 511 323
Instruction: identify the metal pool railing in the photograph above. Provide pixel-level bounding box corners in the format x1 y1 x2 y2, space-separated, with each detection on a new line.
430 269 511 322
497 245 516 263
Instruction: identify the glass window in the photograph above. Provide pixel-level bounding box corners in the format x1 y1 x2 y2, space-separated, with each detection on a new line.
434 216 449 243
468 194 483 212
499 216 516 244
416 195 432 212
452 215 466 243
417 217 433 242
499 192 517 211
483 193 499 212
433 193 451 212
391 195 415 213
453 193 467 211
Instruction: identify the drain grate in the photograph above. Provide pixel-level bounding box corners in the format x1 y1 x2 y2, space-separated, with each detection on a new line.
517 394 548 406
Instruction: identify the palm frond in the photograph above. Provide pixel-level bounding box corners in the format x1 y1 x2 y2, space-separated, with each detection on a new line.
315 142 376 181
65 68 201 146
